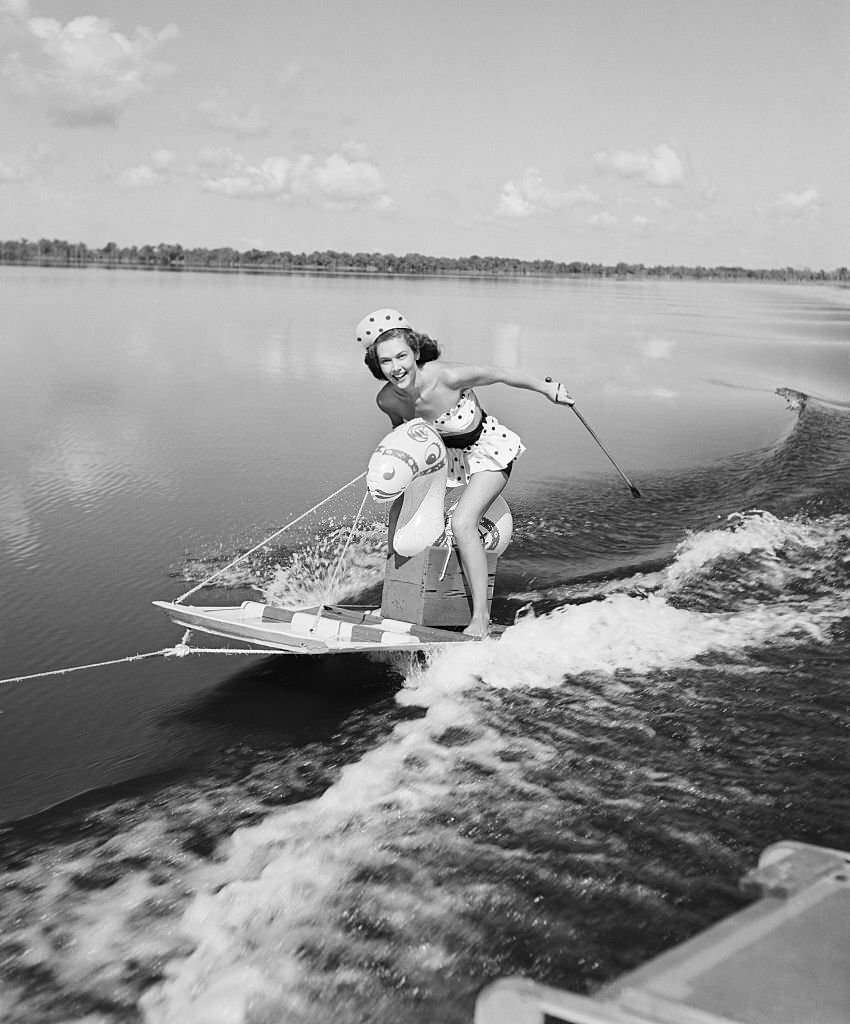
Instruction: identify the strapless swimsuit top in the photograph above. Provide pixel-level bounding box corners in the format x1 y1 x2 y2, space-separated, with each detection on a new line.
431 389 525 486
433 389 482 434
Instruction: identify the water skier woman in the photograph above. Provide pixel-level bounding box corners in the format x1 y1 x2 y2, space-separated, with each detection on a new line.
356 308 574 638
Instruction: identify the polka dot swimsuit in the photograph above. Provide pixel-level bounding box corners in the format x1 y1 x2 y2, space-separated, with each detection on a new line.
433 389 526 487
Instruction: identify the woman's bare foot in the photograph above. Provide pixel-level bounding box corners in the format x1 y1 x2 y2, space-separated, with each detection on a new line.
463 614 490 639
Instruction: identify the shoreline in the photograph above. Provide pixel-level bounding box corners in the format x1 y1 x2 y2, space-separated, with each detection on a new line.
2 257 846 285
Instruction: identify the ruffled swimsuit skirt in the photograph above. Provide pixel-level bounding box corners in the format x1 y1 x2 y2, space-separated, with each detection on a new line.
433 389 525 487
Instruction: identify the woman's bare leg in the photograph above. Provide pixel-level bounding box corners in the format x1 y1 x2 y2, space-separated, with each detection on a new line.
450 470 508 638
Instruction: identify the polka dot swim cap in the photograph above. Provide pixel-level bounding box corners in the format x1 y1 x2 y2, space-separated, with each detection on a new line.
355 309 410 348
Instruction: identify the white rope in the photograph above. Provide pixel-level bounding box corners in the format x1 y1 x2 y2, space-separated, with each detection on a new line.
310 488 370 633
175 470 368 604
0 649 177 687
0 642 304 687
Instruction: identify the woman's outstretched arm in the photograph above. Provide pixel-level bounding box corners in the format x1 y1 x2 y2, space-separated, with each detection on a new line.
438 361 574 404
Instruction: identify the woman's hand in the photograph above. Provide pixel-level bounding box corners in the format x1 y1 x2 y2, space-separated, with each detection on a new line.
544 377 574 405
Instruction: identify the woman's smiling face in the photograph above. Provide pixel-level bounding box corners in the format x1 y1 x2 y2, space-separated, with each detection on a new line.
375 337 417 387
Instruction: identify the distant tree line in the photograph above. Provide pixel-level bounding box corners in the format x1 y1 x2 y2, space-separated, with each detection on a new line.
2 237 847 282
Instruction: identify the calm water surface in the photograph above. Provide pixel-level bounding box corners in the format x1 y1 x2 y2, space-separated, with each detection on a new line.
0 267 848 1023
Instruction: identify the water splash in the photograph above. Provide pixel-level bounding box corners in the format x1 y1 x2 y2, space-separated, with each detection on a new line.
261 520 387 608
175 518 388 606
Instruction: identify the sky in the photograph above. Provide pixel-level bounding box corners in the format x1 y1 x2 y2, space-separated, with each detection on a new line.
0 0 847 267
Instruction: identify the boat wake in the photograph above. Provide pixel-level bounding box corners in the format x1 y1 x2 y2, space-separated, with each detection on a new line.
408 507 848 696
135 509 850 1023
4 506 841 1024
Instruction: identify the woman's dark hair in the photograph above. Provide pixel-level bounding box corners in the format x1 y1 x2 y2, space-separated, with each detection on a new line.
363 328 441 380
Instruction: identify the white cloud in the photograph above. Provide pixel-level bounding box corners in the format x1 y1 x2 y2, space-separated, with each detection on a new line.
117 150 176 188
595 143 684 187
196 146 241 170
117 165 161 188
197 147 394 210
198 149 293 197
759 188 820 218
587 210 618 228
2 10 178 125
496 180 534 218
313 152 391 207
496 168 599 218
198 91 269 137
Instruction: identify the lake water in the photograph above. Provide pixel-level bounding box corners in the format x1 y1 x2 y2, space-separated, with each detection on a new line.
1 266 848 1022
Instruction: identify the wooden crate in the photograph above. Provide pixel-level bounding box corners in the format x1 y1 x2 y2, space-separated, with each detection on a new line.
381 545 498 627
